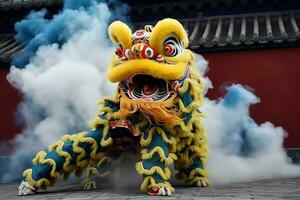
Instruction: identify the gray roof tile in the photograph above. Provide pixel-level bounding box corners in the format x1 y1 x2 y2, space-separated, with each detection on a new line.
180 11 300 50
0 34 23 63
1 11 300 63
0 0 62 10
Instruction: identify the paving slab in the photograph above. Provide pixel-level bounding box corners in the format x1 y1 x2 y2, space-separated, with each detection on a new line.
0 178 300 200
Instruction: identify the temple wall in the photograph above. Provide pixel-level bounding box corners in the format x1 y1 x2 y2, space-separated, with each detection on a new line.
0 47 299 148
203 47 300 148
0 67 20 142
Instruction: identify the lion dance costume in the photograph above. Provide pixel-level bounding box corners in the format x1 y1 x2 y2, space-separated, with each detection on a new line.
18 18 210 196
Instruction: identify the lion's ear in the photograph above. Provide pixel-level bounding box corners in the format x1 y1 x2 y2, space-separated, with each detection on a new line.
108 21 132 48
149 18 189 53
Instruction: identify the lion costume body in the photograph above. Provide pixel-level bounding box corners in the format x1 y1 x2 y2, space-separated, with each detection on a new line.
18 18 210 196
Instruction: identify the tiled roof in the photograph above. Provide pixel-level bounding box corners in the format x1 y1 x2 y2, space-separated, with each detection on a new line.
135 11 300 50
0 34 24 63
0 0 62 10
1 11 300 64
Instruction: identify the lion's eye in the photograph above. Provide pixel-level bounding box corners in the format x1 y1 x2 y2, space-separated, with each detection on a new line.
115 46 123 58
163 37 182 57
163 44 175 56
141 46 155 59
124 48 132 59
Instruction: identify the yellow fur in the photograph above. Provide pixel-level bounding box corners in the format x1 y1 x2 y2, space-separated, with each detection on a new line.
107 56 190 82
141 147 177 165
107 18 193 83
115 91 181 123
136 162 171 180
49 141 76 173
23 169 52 189
108 21 132 48
150 18 189 51
140 127 176 147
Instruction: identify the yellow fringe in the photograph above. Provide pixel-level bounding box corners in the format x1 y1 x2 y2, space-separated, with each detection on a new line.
187 176 211 186
175 146 208 170
114 91 181 124
135 162 171 180
134 119 149 136
64 132 89 168
141 147 177 165
88 108 114 147
100 120 113 147
164 111 204 136
23 169 52 189
97 89 121 105
97 107 115 121
187 145 208 158
176 137 193 152
89 116 110 130
189 168 209 179
175 153 193 168
140 127 176 147
175 169 209 186
100 137 113 147
178 76 205 107
48 141 76 173
32 151 60 180
176 98 201 113
96 154 108 167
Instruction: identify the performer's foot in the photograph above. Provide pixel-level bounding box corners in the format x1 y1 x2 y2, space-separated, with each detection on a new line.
195 178 210 187
83 180 97 190
148 186 172 196
18 181 36 195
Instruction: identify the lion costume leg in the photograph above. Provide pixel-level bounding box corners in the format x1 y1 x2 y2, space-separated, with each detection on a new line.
174 121 210 186
136 127 177 195
21 127 109 194
172 75 210 187
82 155 113 190
19 95 122 195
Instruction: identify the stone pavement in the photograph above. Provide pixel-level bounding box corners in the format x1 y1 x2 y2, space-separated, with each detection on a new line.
0 178 299 200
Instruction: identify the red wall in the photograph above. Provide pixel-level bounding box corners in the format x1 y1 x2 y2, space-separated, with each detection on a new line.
0 48 299 148
0 68 21 142
203 48 300 148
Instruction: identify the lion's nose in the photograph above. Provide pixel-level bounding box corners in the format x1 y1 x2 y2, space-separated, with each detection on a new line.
124 43 156 59
131 43 144 58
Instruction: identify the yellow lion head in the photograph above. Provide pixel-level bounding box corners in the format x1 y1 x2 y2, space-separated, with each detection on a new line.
106 18 202 123
107 18 194 83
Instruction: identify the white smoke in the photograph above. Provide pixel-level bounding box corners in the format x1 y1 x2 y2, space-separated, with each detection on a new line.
195 54 300 184
2 5 300 184
2 3 116 181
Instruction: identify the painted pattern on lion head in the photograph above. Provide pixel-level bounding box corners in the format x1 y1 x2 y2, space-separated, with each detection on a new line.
107 19 205 123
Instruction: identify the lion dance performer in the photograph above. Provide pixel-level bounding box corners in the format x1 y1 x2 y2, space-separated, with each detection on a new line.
18 18 210 196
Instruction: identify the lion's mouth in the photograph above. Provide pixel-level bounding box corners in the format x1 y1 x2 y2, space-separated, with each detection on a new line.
127 74 172 101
